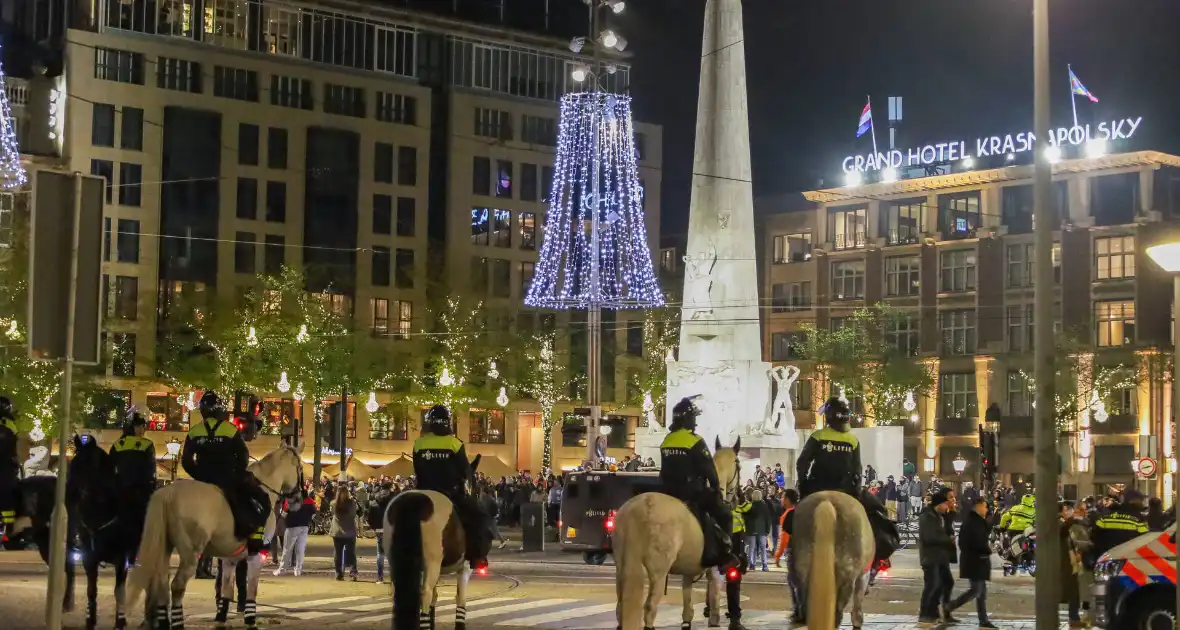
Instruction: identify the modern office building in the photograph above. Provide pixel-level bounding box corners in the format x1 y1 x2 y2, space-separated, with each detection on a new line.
0 0 663 473
759 150 1180 499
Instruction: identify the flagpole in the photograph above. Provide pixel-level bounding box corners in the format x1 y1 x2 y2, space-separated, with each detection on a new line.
867 94 879 158
1068 64 1079 128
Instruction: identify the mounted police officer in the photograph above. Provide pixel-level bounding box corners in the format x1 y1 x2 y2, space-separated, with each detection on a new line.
109 408 157 543
0 396 23 542
659 396 737 569
796 397 899 564
412 404 490 569
181 391 270 555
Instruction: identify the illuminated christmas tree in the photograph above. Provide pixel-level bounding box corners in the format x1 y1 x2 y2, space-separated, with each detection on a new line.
0 48 27 189
525 92 662 309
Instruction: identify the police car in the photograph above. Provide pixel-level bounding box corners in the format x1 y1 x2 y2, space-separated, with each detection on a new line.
559 469 661 564
1091 526 1177 629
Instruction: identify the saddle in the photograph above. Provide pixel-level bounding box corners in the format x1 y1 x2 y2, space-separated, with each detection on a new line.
685 502 729 567
860 489 900 562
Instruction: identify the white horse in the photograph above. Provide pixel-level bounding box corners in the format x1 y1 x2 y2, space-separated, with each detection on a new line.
613 437 742 630
126 445 303 630
386 455 482 630
791 491 874 630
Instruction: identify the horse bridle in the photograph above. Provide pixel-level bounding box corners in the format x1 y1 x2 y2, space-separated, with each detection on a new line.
723 462 741 506
254 450 304 501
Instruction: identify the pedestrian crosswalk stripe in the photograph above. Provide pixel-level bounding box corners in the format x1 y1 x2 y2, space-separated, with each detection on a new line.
352 597 517 624
280 595 371 609
463 599 579 620
495 603 617 626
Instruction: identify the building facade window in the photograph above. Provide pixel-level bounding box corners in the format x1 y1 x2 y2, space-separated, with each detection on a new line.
773 233 812 263
104 275 139 320
91 159 114 203
474 108 512 140
371 297 389 335
236 178 257 219
1007 304 1034 352
521 115 557 145
471 256 489 294
374 143 394 183
520 164 538 202
520 261 535 297
939 191 981 238
771 282 811 312
1095 235 1135 280
116 219 140 263
94 48 144 84
271 75 313 110
1007 242 1062 287
940 249 977 292
324 84 366 117
266 181 286 222
941 309 976 356
0 193 12 247
264 235 285 275
238 123 259 165
771 332 805 361
469 409 506 444
471 208 489 245
394 300 412 339
940 373 977 419
882 199 924 245
92 104 115 146
473 157 491 195
212 66 258 101
831 259 865 300
491 259 511 298
157 57 202 92
398 147 417 186
111 333 136 377
492 209 511 247
885 255 920 296
520 212 536 250
376 92 416 125
1007 372 1033 417
373 195 392 234
267 128 288 169
234 232 256 273
496 160 513 198
395 249 414 289
829 206 867 250
121 107 143 150
118 163 142 207
885 314 920 356
1096 300 1135 347
371 246 391 286
397 197 416 236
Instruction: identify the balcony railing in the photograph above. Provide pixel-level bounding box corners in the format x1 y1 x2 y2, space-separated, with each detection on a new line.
935 416 977 436
886 228 921 246
5 78 28 108
833 230 867 251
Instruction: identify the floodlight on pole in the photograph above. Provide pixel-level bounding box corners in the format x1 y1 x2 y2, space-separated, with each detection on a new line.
600 29 618 49
1044 145 1062 163
844 172 862 187
613 35 628 52
571 65 589 82
881 168 897 183
606 0 625 14
569 36 586 54
1085 138 1108 159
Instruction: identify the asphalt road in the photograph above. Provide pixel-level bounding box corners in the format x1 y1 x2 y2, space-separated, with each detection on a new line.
0 536 1071 630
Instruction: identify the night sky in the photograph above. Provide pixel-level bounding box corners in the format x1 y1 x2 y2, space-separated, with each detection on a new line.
618 0 1180 237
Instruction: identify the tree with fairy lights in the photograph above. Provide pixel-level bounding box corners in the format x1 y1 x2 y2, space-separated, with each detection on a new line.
626 307 679 427
506 331 576 471
1014 333 1142 433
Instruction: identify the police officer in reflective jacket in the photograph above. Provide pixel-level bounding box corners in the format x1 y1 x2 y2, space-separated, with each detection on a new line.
1091 489 1149 559
109 409 157 544
0 396 23 541
182 391 270 554
659 396 736 569
412 404 490 569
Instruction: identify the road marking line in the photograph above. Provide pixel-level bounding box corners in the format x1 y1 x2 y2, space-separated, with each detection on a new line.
494 603 617 626
456 599 578 620
352 597 516 623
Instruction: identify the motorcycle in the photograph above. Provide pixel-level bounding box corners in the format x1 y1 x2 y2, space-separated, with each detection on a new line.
991 526 1036 576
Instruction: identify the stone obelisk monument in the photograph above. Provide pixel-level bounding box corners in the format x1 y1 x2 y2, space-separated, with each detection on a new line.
640 0 796 481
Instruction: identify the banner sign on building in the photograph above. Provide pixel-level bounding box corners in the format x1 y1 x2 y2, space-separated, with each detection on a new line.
842 117 1143 174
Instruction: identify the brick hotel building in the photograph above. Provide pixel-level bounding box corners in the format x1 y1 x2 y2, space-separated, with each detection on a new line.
759 150 1180 499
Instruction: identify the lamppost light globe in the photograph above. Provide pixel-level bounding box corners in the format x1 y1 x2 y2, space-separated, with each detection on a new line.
165 440 182 457
952 452 967 474
600 424 613 436
1147 243 1180 273
910 412 920 423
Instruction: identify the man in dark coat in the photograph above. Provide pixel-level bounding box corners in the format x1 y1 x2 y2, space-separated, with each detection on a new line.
942 497 997 627
917 489 957 623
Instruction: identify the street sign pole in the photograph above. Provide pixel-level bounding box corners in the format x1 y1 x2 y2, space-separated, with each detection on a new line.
45 173 83 629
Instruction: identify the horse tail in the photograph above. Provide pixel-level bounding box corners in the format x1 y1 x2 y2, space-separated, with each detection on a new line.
126 487 170 610
392 492 433 630
612 500 648 630
806 499 838 630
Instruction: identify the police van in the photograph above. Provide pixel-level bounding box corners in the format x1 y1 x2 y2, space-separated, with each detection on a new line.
1091 526 1177 629
559 469 661 564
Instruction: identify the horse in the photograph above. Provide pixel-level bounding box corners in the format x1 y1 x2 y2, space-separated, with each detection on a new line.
67 434 155 630
791 490 874 630
126 445 303 630
387 454 482 630
612 437 743 630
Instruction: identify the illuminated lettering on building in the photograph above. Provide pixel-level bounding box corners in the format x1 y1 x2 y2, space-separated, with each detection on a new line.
841 117 1143 173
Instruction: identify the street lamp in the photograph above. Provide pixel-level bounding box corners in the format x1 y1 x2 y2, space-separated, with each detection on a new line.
1146 240 1180 626
165 438 182 481
952 452 967 475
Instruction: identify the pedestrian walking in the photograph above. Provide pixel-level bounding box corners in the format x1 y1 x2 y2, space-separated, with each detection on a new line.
330 485 359 581
481 487 509 548
941 496 997 628
275 491 316 576
917 489 956 624
368 482 396 583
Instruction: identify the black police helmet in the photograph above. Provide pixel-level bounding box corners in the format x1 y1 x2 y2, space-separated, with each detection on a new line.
0 395 14 421
426 404 452 434
670 396 702 432
124 408 148 433
198 390 226 419
822 397 852 430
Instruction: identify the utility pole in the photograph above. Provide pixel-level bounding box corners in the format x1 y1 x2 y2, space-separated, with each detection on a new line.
338 389 349 482
1032 0 1061 626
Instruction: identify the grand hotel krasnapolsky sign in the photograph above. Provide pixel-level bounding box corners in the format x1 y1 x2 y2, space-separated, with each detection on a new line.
841 117 1143 174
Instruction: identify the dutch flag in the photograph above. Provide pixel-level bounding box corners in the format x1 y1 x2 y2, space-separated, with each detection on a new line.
856 101 873 138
